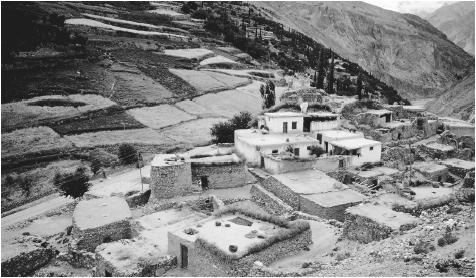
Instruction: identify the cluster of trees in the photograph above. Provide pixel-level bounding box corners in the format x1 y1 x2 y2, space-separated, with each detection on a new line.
210 112 254 143
260 80 276 109
2 2 87 63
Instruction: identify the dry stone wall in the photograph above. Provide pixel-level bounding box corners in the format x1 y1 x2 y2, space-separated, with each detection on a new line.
299 195 362 222
150 161 193 200
1 246 56 277
71 220 132 252
250 184 294 215
260 176 300 210
191 162 252 189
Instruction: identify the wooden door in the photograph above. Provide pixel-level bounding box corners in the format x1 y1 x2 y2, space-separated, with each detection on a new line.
181 244 188 268
283 122 288 133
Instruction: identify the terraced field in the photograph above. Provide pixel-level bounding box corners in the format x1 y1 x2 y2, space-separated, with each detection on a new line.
169 69 251 93
126 105 196 129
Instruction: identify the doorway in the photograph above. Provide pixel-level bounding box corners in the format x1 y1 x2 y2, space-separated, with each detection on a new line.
200 176 209 191
303 117 311 132
293 148 300 157
283 122 288 133
260 156 265 168
385 114 391 122
325 142 329 152
181 244 188 268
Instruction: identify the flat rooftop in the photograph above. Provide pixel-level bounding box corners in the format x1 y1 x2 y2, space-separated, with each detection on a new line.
363 109 392 116
402 105 425 112
264 111 339 118
303 189 365 207
73 197 131 230
235 129 318 147
329 137 381 150
346 203 421 230
349 167 400 178
413 162 448 174
151 154 186 167
381 121 411 129
319 129 364 140
440 158 475 170
273 169 347 194
173 213 288 258
189 153 241 164
96 239 167 275
411 186 454 201
425 142 455 152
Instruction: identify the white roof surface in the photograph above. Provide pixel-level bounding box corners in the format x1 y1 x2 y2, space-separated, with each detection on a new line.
235 129 318 147
330 138 380 150
441 158 475 170
413 162 448 174
264 111 303 118
346 204 420 230
273 169 347 195
319 129 364 140
303 189 365 207
151 154 186 167
73 197 131 230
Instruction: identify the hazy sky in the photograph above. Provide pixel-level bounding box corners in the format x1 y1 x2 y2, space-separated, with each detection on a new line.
362 0 456 16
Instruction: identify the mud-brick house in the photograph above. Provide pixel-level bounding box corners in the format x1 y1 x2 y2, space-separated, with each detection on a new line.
413 162 449 182
95 239 176 277
328 137 382 166
261 111 340 134
316 129 364 153
234 129 319 166
71 197 132 252
355 109 393 127
167 209 311 276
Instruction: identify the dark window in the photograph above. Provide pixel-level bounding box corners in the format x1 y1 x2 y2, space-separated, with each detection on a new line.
370 146 374 151
294 148 300 156
316 133 322 144
105 271 112 277
272 149 278 154
283 122 288 133
292 121 297 129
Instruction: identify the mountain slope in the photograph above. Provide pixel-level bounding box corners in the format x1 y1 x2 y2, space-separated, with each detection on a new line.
254 1 474 100
426 1 475 56
426 68 475 122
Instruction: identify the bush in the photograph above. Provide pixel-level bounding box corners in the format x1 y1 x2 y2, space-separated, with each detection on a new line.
437 232 458 247
454 249 465 259
118 144 138 165
413 241 435 254
54 166 90 199
309 145 325 157
210 112 255 143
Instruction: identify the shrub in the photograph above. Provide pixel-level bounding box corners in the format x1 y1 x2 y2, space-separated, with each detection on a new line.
454 249 465 259
413 241 435 254
54 166 90 199
118 144 138 165
437 232 458 247
309 145 325 157
210 112 256 143
18 174 33 196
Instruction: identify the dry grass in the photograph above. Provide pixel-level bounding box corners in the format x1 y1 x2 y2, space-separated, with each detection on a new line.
1 126 74 159
160 118 227 146
64 128 178 148
2 94 117 129
169 69 250 93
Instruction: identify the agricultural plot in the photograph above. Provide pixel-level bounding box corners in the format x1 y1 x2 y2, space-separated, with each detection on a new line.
160 118 228 146
175 100 219 118
111 64 176 107
65 18 189 41
199 55 241 68
162 48 214 60
169 69 250 93
2 127 74 161
51 111 145 135
202 68 276 79
64 128 179 149
2 94 117 130
192 81 264 118
127 104 196 129
1 160 84 211
147 9 189 20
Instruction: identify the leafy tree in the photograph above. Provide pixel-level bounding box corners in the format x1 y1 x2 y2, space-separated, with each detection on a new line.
18 174 33 196
118 144 138 165
316 50 325 89
356 74 363 100
261 81 276 109
54 167 90 199
309 145 326 157
326 54 335 94
182 1 199 13
211 112 256 143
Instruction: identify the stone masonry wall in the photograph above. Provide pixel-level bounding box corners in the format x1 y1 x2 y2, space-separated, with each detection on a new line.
299 195 362 222
250 184 294 215
191 163 251 189
1 247 56 277
150 162 193 200
188 229 312 277
260 176 300 210
95 252 176 277
71 220 131 252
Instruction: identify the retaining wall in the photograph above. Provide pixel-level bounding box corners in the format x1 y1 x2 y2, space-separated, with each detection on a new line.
150 161 193 200
191 162 251 189
250 184 294 215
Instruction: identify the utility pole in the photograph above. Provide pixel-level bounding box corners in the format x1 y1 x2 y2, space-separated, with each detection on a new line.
138 152 144 191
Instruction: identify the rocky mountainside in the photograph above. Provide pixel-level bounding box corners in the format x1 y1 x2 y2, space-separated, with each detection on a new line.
426 1 475 56
254 1 474 100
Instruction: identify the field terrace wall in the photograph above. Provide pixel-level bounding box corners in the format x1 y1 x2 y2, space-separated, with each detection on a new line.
440 158 475 178
250 184 294 215
71 197 132 252
191 159 251 189
149 154 194 200
1 243 56 277
260 176 301 210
